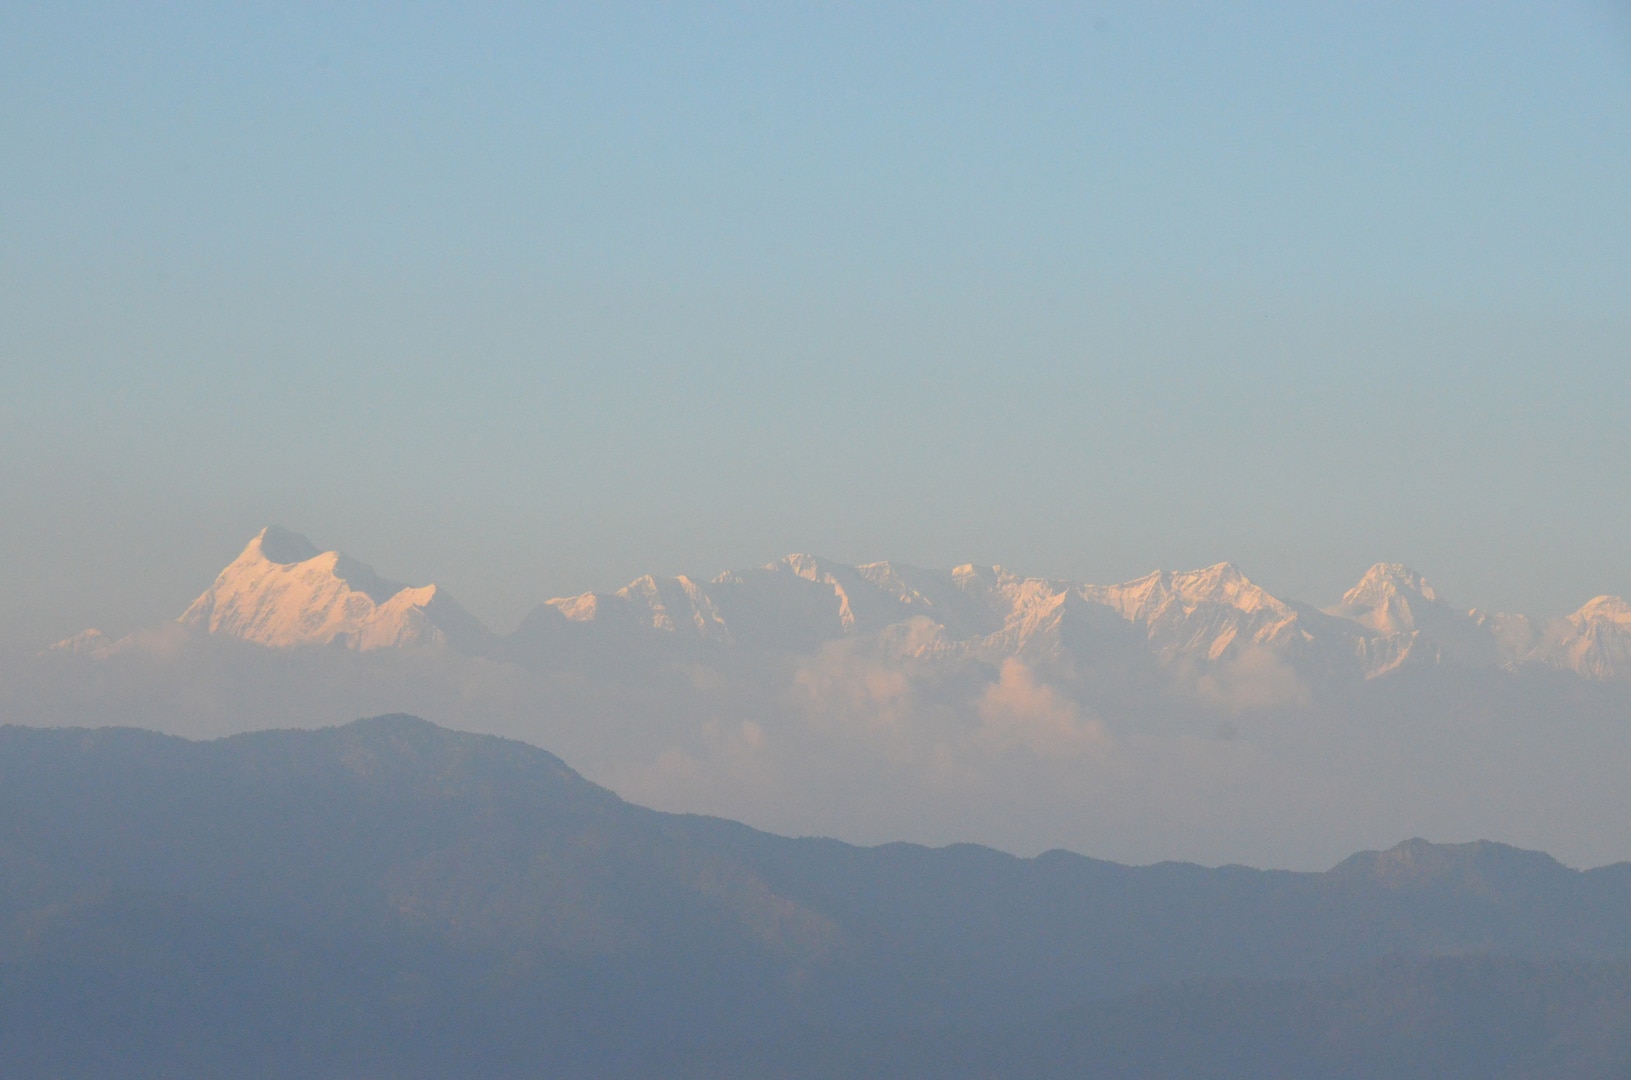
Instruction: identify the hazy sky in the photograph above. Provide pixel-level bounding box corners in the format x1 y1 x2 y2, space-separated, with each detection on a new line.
4 2 1630 651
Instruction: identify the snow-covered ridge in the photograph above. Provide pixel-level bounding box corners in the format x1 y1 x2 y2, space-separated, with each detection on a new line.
51 527 1631 681
524 553 1631 681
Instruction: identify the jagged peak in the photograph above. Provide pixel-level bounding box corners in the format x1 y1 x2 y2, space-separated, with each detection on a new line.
1109 561 1250 589
75 532 1631 680
618 574 662 597
1099 562 1275 609
776 553 835 581
951 563 1009 587
549 593 605 621
615 572 707 598
1343 563 1439 605
1170 561 1256 593
1187 560 1249 580
1327 563 1447 636
178 528 489 650
235 527 404 604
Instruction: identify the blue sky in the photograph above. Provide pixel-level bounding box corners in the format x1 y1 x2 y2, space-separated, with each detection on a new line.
3 2 1630 648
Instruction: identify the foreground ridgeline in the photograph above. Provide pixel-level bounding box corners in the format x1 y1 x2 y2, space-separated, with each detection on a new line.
1 715 1629 1079
55 526 1631 681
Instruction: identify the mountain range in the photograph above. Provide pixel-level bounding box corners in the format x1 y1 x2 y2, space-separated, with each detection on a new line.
3 715 1629 1079
27 525 1631 873
57 525 1631 682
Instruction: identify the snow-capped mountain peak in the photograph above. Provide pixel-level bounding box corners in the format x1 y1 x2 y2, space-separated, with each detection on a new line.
58 530 1631 685
178 527 491 651
1551 595 1631 680
1330 563 1442 635
1066 563 1304 663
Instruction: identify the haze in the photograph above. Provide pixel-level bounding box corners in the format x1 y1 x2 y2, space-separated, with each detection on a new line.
4 2 1630 656
11 16 1631 1071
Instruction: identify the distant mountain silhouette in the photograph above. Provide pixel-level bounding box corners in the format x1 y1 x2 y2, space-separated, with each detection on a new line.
1 715 1629 1078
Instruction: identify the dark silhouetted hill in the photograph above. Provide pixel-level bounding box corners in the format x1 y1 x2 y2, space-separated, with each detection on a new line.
1 716 1628 1078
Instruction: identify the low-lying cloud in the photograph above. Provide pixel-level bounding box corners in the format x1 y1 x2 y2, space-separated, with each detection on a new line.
5 634 1631 871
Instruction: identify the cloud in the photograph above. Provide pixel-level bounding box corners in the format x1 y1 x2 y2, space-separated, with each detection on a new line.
12 630 1631 871
975 658 1110 758
790 640 921 758
1186 646 1311 713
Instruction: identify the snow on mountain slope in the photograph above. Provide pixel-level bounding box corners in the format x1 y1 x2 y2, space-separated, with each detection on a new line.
1319 566 1631 679
1080 563 1307 661
735 555 1003 640
946 565 1139 662
45 628 111 655
1545 596 1631 680
528 554 1006 655
177 526 492 652
522 559 1345 672
59 527 1631 683
1325 563 1500 673
1329 564 1444 636
519 556 1631 681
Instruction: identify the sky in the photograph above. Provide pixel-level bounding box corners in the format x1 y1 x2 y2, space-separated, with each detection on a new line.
4 2 1631 652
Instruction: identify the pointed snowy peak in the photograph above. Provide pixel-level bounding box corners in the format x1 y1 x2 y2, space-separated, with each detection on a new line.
1166 562 1284 610
547 592 608 623
1069 563 1309 663
179 527 491 652
1326 564 1509 673
1346 563 1439 603
1083 563 1291 622
230 526 402 601
1330 563 1444 634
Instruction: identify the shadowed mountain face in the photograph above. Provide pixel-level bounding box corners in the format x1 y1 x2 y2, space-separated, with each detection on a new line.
1 716 1629 1078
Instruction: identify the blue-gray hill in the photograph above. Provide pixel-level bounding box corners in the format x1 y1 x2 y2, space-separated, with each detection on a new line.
1 716 1628 1078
